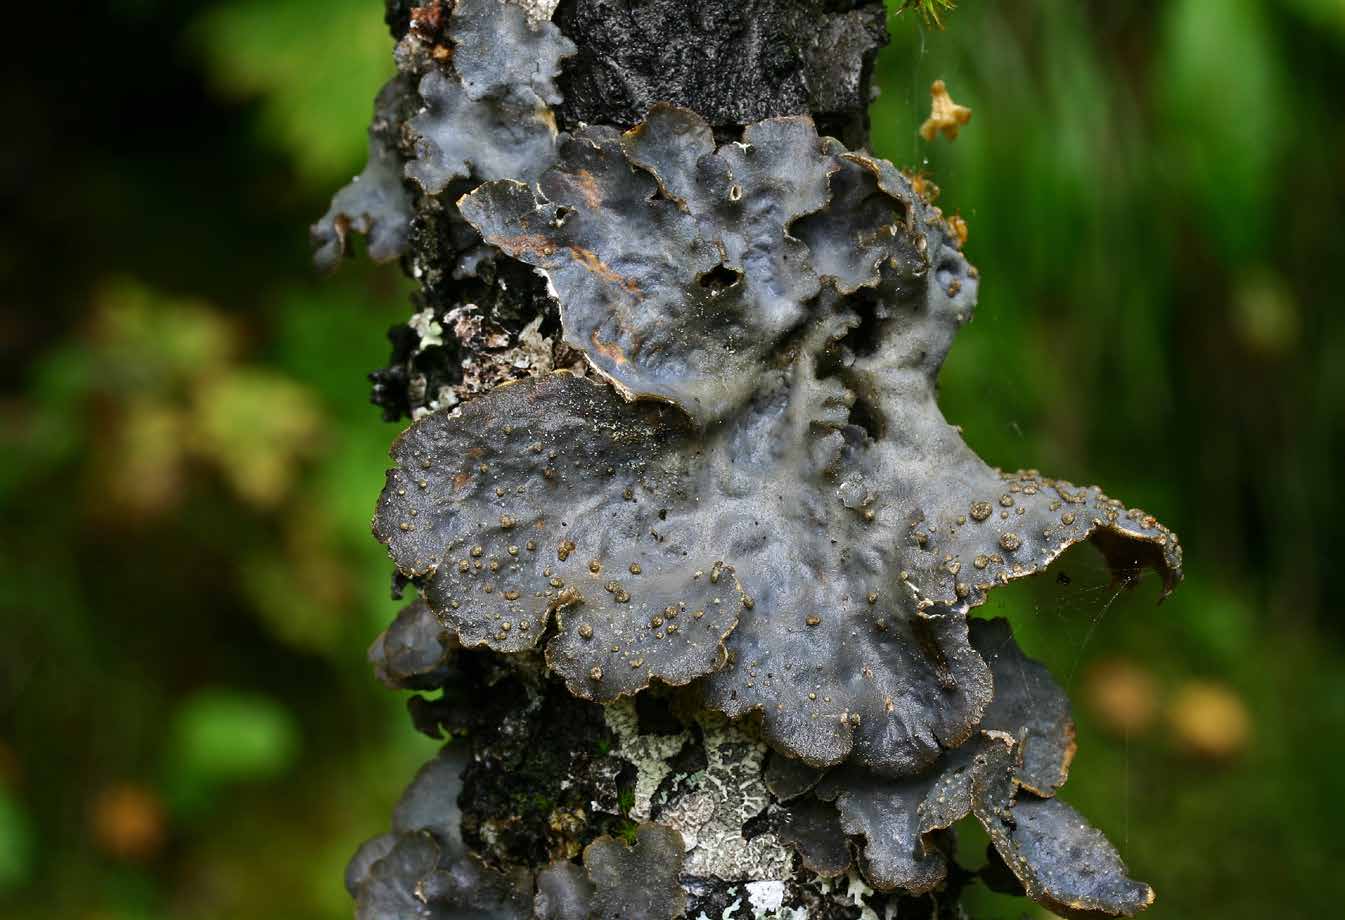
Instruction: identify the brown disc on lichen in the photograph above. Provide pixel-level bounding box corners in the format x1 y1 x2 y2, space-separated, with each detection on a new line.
583 823 687 920
970 617 1076 796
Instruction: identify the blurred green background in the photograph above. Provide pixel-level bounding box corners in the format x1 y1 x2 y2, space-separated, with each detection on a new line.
2 1 1343 917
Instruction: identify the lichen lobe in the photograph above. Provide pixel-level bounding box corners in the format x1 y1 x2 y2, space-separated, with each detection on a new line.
404 0 576 194
312 76 415 272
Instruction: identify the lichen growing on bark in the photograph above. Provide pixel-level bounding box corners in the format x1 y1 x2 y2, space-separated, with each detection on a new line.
311 75 415 271
319 1 1183 917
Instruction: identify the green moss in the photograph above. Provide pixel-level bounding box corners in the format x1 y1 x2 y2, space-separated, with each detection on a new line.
617 820 640 846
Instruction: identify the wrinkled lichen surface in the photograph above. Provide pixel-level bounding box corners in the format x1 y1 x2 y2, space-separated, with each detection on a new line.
322 2 1183 918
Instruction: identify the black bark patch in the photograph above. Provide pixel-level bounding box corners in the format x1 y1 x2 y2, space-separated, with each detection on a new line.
455 668 629 867
552 0 888 148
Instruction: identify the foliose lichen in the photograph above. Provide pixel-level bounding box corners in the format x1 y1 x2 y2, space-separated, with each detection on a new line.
346 747 537 919
311 76 415 272
404 0 574 195
381 104 1180 782
321 2 1183 917
770 619 1151 918
368 597 457 690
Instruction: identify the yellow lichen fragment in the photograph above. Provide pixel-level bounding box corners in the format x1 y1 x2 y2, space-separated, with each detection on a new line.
919 80 972 142
947 214 969 247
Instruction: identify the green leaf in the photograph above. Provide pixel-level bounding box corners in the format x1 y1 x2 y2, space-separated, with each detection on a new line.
165 690 300 815
0 789 34 893
1281 0 1345 40
191 0 394 188
1157 0 1287 260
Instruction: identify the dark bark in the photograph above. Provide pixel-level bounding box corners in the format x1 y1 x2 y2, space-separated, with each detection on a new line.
552 0 888 147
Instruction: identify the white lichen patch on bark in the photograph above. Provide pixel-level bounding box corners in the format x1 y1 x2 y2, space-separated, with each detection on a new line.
601 704 793 883
656 715 793 881
693 885 809 920
746 880 786 913
818 871 889 920
603 700 689 821
408 308 444 348
401 302 590 420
